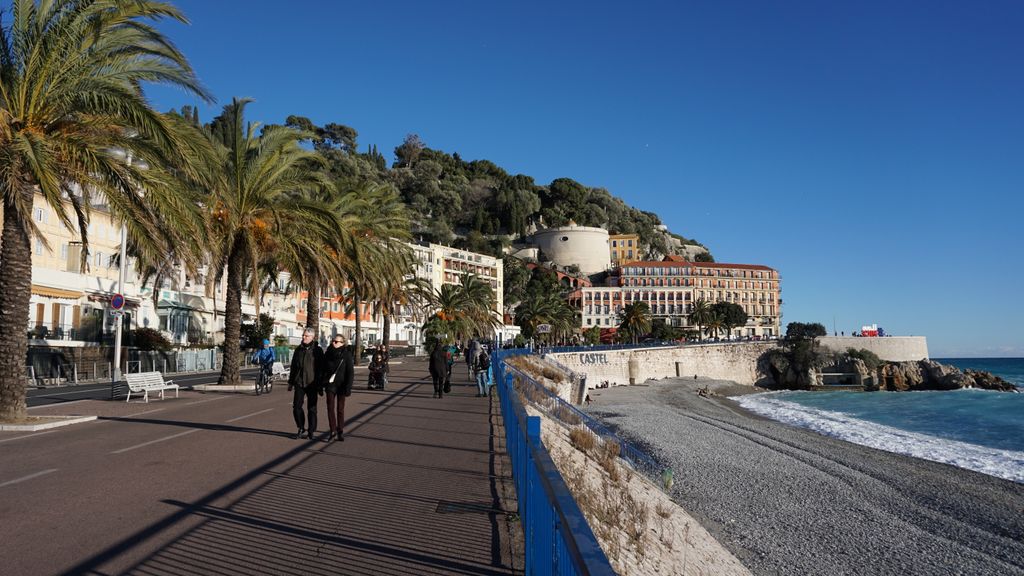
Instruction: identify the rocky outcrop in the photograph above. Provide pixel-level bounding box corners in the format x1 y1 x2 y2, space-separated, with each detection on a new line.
764 349 821 390
964 369 1019 392
874 360 1017 392
764 351 1019 393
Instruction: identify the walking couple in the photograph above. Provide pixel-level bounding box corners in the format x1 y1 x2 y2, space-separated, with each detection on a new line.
288 328 354 441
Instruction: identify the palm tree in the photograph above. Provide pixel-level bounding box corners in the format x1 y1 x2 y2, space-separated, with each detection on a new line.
0 0 210 421
618 302 652 344
689 298 713 342
335 184 410 362
704 311 726 341
515 292 570 343
373 251 426 350
205 99 336 386
457 273 501 338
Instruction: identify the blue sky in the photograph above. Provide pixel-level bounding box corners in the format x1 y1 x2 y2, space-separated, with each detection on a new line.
147 1 1024 358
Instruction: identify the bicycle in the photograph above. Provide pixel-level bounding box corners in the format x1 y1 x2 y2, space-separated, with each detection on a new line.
255 365 274 395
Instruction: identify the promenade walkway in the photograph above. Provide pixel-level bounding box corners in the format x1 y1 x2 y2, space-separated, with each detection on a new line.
1 356 523 575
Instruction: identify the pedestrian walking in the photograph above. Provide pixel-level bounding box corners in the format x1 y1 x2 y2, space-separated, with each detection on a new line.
474 348 491 397
465 339 477 377
288 327 324 439
322 334 353 442
445 341 457 384
429 342 448 398
466 339 481 377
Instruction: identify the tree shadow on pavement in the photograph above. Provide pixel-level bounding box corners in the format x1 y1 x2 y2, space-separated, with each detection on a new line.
62 364 523 576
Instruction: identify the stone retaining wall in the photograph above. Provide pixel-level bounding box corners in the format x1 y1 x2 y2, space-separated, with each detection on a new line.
816 336 929 361
552 337 931 401
552 342 778 391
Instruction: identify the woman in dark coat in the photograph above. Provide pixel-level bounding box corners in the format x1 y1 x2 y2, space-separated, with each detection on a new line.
321 334 354 442
429 342 448 399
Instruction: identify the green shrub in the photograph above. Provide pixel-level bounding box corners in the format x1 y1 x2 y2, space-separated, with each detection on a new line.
846 348 883 371
131 327 172 351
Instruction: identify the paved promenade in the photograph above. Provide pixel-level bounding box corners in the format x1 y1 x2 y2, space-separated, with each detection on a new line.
1 357 522 575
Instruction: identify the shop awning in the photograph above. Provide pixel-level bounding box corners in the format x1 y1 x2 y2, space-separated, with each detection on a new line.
31 285 83 300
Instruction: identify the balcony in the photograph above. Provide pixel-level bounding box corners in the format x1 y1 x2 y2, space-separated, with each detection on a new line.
28 321 115 344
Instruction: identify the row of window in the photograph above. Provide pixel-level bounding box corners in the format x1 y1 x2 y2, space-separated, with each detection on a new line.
583 301 777 320
622 266 773 279
586 289 777 303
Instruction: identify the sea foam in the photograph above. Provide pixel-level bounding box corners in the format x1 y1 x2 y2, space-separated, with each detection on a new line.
734 393 1024 483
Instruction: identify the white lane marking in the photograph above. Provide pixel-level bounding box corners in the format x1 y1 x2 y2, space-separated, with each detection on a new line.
226 408 273 423
110 429 199 454
0 469 58 489
129 407 167 417
182 396 232 407
0 431 56 444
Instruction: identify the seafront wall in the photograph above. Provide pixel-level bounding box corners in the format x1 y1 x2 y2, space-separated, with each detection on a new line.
816 336 929 361
551 337 930 398
551 342 777 389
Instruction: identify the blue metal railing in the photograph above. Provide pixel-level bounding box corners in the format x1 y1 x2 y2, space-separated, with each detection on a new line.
494 349 616 576
499 355 665 487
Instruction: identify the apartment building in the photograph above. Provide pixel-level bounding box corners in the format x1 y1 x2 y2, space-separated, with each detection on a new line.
292 242 508 347
22 194 139 345
19 188 515 350
581 256 782 338
15 191 289 348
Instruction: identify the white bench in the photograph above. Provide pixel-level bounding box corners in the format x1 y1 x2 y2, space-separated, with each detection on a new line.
271 361 290 378
125 371 179 403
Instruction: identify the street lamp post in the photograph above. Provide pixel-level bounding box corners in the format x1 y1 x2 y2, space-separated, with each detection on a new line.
111 151 131 392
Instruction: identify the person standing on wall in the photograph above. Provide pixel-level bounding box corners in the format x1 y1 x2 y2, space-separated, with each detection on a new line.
288 327 324 440
429 341 448 399
322 334 353 442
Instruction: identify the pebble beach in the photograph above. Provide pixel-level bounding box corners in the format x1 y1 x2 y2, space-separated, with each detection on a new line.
583 378 1024 576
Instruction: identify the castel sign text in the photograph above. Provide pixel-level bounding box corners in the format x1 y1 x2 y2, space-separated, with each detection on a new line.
578 353 608 365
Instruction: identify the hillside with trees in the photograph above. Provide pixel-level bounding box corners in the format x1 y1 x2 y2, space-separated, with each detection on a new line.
188 116 708 261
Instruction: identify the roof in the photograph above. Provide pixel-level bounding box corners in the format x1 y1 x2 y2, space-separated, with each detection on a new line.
622 259 776 272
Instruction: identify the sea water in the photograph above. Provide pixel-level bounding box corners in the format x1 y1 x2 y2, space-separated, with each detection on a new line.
734 358 1024 483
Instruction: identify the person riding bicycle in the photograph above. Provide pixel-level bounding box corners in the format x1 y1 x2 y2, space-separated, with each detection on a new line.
251 339 276 377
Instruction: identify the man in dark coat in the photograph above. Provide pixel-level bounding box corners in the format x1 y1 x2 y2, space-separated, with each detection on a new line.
321 334 354 442
429 341 448 399
288 327 324 439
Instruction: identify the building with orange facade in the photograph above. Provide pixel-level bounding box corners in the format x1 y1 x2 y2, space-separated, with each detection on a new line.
609 233 642 266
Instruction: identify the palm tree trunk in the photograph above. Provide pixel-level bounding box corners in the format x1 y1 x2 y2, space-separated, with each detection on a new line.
382 310 391 350
0 192 34 421
305 277 320 330
353 294 362 365
218 244 244 386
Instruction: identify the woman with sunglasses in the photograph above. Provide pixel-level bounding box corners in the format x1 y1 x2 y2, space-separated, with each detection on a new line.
321 334 354 441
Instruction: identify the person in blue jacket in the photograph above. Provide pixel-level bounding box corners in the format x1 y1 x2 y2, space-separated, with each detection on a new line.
251 339 276 375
